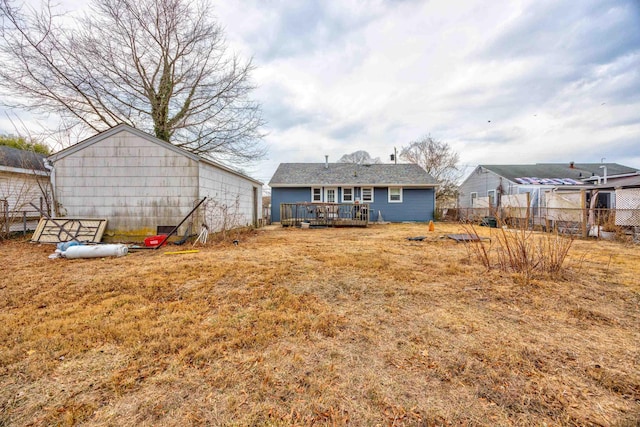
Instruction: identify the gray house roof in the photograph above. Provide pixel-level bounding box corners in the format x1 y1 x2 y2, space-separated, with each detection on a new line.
269 163 438 187
0 145 47 172
479 163 638 184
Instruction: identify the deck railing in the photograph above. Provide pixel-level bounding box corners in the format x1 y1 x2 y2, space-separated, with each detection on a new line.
280 202 370 227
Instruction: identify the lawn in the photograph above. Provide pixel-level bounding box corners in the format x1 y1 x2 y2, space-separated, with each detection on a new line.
1 223 639 426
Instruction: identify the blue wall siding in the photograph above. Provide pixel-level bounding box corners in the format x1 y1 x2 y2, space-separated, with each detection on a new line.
271 187 310 222
370 188 435 222
271 186 435 222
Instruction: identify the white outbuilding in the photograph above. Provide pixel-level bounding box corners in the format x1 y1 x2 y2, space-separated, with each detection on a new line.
47 124 262 240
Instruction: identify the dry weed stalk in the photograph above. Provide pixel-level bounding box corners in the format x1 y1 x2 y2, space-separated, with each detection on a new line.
461 223 492 269
203 195 247 243
462 219 575 283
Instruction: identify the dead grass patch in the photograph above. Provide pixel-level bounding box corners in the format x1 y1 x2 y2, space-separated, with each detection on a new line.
1 223 639 426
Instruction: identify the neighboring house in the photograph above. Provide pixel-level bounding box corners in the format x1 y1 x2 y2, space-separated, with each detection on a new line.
47 124 262 239
0 145 50 233
458 162 639 212
269 161 438 223
594 174 640 190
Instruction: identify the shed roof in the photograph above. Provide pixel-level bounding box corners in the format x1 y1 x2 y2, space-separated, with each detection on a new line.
0 145 46 172
48 124 262 185
595 174 640 189
269 163 438 187
479 163 638 183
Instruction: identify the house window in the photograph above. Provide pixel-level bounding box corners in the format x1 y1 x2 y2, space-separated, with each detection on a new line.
325 188 337 203
470 192 478 207
361 187 373 203
312 187 322 202
342 187 354 202
388 187 402 203
488 190 496 206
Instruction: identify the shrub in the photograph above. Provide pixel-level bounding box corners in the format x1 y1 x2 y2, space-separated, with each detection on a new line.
462 220 574 284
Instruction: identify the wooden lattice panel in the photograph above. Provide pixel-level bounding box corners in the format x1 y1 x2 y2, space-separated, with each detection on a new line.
615 189 640 226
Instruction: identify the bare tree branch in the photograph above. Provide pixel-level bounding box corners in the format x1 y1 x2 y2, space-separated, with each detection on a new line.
338 150 381 164
400 136 462 205
0 0 266 165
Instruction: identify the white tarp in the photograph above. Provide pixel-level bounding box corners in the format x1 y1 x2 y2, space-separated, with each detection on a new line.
502 194 529 219
472 196 490 208
545 191 582 222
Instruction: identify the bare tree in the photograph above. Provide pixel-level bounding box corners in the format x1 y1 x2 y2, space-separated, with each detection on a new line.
0 0 266 165
338 150 381 164
400 136 462 205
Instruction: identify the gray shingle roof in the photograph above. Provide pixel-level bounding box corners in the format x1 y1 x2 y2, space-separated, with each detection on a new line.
481 163 638 182
0 145 46 171
269 163 438 187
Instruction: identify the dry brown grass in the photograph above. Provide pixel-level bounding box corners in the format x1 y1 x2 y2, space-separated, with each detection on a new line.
1 223 639 426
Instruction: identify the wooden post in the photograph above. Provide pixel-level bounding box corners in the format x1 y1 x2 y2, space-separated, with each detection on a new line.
581 189 588 238
526 192 531 230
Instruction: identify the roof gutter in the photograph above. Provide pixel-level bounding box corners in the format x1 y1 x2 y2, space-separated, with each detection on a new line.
0 165 49 176
269 183 439 188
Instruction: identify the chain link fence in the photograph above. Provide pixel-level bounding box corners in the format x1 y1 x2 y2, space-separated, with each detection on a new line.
438 206 640 240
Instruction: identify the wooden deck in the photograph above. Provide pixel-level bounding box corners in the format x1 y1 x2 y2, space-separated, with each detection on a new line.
280 203 370 227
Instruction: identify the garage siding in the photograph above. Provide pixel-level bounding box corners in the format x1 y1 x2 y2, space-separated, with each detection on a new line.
54 129 199 236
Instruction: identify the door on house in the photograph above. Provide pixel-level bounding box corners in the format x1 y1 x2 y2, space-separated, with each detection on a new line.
325 188 337 203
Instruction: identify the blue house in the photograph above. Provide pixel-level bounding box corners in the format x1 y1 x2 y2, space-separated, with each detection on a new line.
269 161 438 223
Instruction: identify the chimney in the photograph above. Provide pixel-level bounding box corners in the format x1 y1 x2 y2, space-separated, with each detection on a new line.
325 155 329 169
569 161 575 169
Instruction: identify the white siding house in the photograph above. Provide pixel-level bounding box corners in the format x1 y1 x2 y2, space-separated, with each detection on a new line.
458 163 638 211
47 124 262 239
0 146 51 233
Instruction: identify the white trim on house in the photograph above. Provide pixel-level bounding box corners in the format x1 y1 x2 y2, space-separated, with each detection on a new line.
488 189 496 206
324 187 338 203
470 192 478 206
269 183 437 188
361 187 373 203
0 165 49 176
388 187 403 203
311 187 322 202
342 187 354 202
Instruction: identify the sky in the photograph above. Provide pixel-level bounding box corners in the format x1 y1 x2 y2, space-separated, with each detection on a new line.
3 0 640 185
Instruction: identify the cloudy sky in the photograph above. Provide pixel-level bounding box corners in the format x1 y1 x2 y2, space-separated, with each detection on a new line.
214 0 640 183
4 0 640 184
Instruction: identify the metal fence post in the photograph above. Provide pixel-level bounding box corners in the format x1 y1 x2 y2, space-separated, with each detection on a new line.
580 189 588 238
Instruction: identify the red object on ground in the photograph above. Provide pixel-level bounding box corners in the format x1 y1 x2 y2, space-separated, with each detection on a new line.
144 235 168 247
